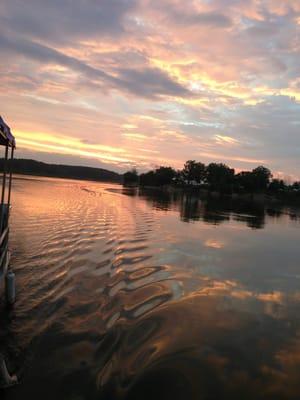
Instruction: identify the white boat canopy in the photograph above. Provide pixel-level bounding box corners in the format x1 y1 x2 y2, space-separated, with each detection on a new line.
0 116 16 148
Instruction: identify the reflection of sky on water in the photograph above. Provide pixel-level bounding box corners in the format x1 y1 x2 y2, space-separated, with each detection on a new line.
2 178 300 400
120 188 300 296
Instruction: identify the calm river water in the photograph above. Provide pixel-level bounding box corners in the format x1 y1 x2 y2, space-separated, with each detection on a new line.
1 176 300 399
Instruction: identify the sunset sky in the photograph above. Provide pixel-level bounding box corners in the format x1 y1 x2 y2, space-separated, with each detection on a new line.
1 0 300 178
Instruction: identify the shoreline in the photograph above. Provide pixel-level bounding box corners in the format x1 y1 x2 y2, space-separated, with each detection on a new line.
4 172 122 185
125 184 300 206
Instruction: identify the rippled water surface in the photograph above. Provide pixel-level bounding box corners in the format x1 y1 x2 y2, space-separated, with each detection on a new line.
1 176 300 399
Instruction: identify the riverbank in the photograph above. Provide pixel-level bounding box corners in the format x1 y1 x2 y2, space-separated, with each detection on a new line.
126 184 300 206
0 158 122 184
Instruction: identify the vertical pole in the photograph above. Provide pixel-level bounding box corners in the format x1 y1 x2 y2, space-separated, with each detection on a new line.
0 145 8 234
1 145 8 204
7 147 14 207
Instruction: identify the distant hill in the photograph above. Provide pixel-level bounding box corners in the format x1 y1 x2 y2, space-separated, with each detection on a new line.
0 158 122 183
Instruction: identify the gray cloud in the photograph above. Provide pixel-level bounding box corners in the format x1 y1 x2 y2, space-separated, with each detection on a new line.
0 33 190 99
0 34 112 80
1 0 136 43
227 95 300 174
173 11 232 28
150 1 232 29
116 67 191 98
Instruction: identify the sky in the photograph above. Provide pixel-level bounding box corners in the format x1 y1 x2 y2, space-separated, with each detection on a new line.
0 0 300 179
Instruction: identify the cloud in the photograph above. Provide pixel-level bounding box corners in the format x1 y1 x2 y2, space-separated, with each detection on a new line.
0 0 300 177
143 0 232 28
0 34 111 82
116 67 191 98
165 7 232 28
0 0 137 43
0 33 189 99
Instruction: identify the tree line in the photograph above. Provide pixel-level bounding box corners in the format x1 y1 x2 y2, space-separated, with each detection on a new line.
0 158 122 183
123 160 300 195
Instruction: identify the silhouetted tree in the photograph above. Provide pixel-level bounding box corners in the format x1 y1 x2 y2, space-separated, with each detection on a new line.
291 182 300 192
269 179 286 193
181 160 206 184
139 166 176 186
235 171 256 192
252 166 272 191
206 163 235 192
236 166 272 193
123 168 139 185
139 171 154 186
128 159 299 200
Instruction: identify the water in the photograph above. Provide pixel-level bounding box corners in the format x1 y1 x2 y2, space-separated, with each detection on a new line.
1 176 300 399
